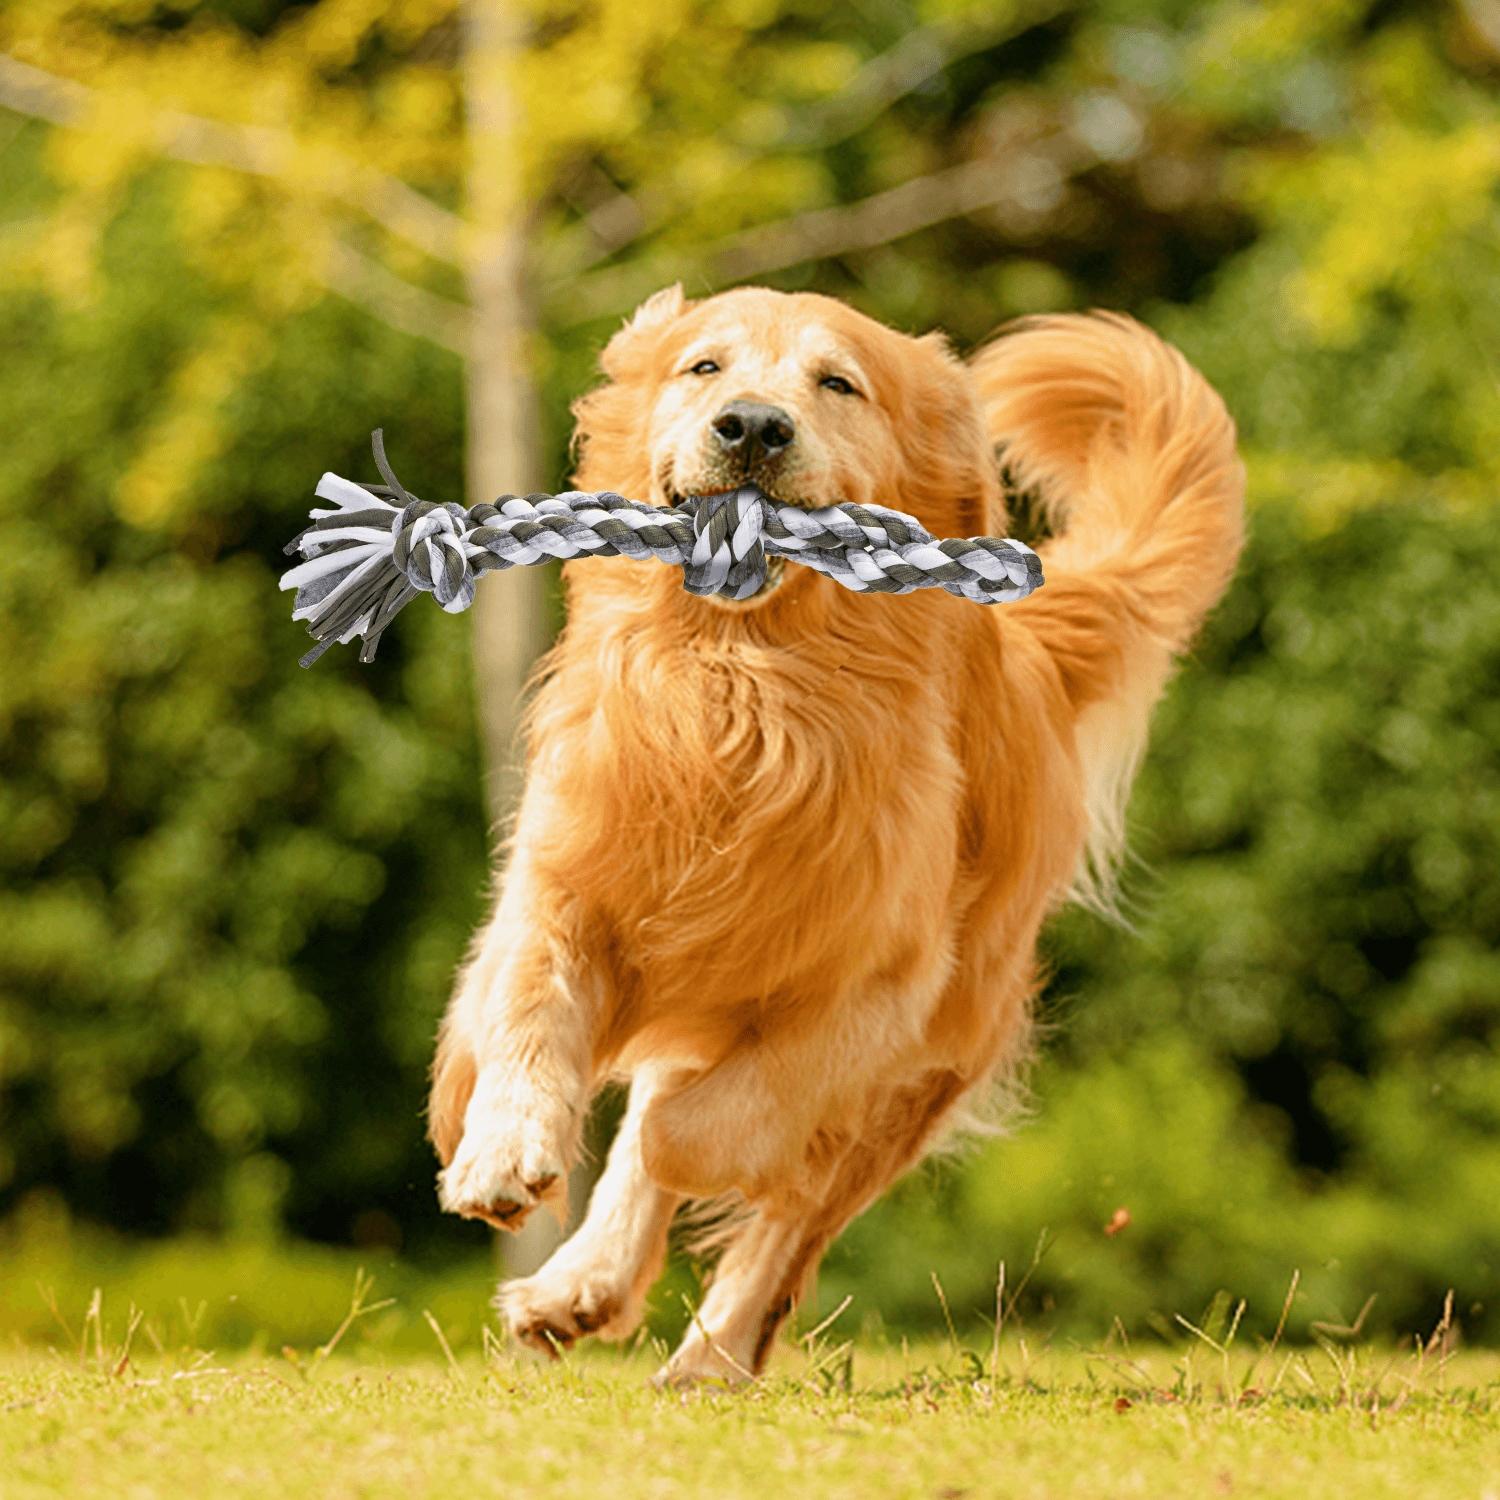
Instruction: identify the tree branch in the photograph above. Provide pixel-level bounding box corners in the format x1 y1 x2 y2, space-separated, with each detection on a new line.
0 51 466 269
556 150 1063 324
783 1 1071 151
710 157 1025 279
317 239 471 357
547 159 656 276
540 2 1071 281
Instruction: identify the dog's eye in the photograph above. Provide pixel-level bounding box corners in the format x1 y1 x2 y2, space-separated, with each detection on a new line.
820 374 858 396
688 359 720 376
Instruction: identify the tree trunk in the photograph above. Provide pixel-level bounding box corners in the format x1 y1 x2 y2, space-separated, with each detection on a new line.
464 0 552 813
462 0 575 1276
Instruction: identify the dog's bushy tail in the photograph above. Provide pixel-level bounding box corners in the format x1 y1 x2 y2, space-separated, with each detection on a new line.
969 313 1245 913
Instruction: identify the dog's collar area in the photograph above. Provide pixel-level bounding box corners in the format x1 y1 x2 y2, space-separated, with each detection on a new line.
280 430 1045 667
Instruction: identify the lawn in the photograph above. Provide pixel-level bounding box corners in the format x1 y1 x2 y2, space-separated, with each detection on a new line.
2 1287 1496 1500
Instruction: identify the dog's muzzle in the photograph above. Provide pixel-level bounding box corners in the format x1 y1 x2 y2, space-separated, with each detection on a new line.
681 486 774 602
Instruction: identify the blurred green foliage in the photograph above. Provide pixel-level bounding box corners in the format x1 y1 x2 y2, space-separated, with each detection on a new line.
0 0 1496 1340
0 145 486 1248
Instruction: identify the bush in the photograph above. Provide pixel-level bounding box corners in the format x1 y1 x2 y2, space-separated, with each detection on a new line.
0 160 488 1256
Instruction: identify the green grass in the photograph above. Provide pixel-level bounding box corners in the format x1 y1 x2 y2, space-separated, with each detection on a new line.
2 1278 1496 1500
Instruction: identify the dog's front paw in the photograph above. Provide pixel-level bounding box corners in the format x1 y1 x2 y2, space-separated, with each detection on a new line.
498 1259 640 1354
437 1077 576 1232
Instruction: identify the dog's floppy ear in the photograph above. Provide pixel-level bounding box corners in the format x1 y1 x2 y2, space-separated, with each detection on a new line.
572 284 690 490
600 283 690 377
903 330 1002 536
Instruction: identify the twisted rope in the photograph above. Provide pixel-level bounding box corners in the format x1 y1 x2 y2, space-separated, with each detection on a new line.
280 431 1044 666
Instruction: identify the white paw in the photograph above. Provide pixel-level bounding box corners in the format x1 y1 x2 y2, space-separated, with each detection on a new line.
498 1258 642 1353
437 1079 575 1232
652 1330 757 1389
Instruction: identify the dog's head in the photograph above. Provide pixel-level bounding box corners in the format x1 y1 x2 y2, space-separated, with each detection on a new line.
571 285 999 609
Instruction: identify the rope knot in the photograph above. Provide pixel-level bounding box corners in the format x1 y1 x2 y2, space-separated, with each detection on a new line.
682 486 769 601
392 499 478 612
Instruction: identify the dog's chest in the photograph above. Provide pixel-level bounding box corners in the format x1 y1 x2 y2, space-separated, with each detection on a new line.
543 643 963 1002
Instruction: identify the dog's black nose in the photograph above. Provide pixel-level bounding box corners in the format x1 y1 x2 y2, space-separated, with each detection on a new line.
711 401 796 460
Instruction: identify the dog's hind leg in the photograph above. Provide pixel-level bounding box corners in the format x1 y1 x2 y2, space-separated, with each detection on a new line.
654 1068 968 1387
498 1067 683 1352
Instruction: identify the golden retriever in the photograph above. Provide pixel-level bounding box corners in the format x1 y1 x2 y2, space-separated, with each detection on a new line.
427 285 1244 1384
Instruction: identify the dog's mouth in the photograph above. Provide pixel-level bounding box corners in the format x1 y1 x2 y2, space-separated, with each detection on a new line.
666 482 791 604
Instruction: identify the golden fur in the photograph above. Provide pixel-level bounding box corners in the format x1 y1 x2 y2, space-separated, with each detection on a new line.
428 286 1244 1383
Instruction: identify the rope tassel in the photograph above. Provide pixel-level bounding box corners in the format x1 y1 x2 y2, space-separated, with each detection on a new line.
281 431 1045 666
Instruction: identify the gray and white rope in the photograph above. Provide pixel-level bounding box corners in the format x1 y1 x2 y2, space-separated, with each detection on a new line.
280 431 1044 666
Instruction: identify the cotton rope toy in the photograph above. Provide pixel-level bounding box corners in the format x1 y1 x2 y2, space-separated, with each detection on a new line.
281 431 1045 666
